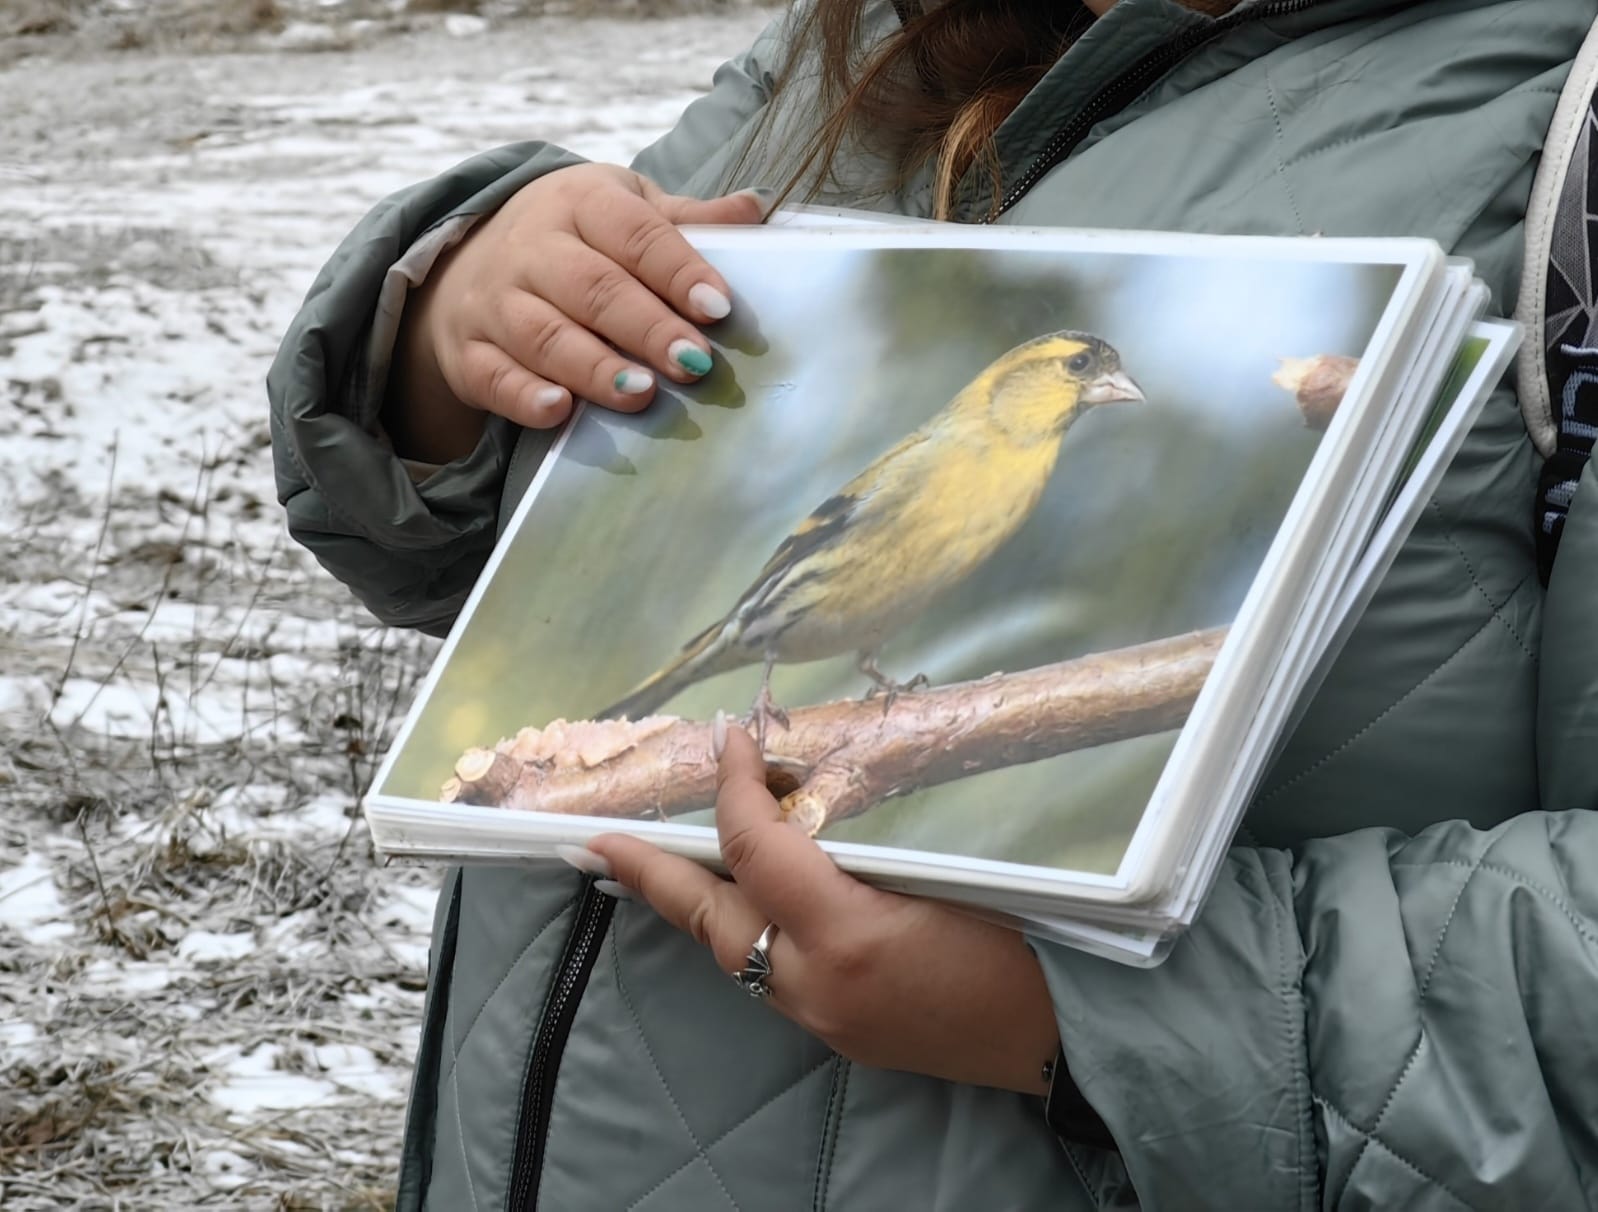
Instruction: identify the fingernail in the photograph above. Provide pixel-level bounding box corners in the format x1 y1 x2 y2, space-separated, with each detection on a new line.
530 385 568 416
669 339 713 377
614 367 654 395
554 843 613 878
689 282 732 321
740 186 780 217
593 879 635 901
711 709 727 761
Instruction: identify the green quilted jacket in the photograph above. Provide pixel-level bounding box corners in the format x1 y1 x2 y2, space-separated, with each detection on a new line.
268 0 1598 1207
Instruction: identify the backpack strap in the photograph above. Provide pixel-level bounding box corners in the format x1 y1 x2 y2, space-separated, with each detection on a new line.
1516 20 1598 583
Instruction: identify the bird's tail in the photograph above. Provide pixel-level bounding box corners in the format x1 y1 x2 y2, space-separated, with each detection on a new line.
595 618 747 721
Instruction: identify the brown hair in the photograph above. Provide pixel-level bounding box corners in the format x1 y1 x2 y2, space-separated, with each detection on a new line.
756 0 1234 220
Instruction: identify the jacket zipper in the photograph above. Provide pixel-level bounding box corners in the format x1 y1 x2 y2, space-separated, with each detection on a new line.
987 0 1321 221
507 880 616 1212
499 6 1327 1203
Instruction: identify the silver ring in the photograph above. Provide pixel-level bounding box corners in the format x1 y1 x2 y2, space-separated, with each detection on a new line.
732 923 778 1000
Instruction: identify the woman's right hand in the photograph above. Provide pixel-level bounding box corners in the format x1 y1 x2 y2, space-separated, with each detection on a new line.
383 163 770 464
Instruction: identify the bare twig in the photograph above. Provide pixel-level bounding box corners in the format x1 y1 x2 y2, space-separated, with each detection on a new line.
75 813 137 956
87 455 212 731
54 435 117 706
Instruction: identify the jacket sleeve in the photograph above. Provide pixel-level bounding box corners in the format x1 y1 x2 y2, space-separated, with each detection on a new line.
1029 467 1598 1211
267 19 785 635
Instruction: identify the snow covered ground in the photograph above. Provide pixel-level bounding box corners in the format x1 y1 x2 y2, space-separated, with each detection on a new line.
0 9 772 1206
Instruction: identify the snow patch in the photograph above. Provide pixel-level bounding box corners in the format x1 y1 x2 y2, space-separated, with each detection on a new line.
50 668 310 746
209 1044 338 1113
0 1021 40 1058
375 881 440 933
3 580 93 620
177 930 256 962
201 1148 256 1190
0 676 51 718
444 14 489 37
207 791 352 844
313 1042 406 1101
50 677 158 738
0 853 74 944
80 958 177 995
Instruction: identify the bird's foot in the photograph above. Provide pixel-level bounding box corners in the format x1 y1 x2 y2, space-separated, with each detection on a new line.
750 684 791 751
862 671 930 716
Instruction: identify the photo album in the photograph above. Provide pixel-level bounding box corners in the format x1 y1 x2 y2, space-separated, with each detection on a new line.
365 220 1519 965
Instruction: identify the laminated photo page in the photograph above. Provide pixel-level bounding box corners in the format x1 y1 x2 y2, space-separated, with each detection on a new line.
364 225 1499 962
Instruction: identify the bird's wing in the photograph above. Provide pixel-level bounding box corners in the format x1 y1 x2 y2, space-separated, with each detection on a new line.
736 489 862 618
732 430 932 625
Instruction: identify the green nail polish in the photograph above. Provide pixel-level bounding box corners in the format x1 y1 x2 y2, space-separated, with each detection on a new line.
672 342 714 377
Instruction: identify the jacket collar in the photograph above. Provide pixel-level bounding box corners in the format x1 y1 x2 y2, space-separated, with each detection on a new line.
968 0 1215 221
955 0 1422 222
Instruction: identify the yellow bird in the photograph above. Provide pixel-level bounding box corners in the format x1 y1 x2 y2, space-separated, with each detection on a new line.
598 330 1144 727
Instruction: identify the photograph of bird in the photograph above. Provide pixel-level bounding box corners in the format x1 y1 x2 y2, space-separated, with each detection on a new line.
596 330 1145 732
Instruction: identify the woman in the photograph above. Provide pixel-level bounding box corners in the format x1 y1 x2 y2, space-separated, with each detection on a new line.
270 1 1598 1207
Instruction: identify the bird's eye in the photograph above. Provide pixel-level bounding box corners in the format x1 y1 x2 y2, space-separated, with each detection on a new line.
1068 352 1093 373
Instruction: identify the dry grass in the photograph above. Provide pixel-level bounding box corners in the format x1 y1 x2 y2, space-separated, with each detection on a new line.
0 0 73 38
0 467 441 1209
0 10 774 1203
2 0 767 60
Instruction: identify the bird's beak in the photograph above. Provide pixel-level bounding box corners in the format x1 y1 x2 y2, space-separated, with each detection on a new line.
1081 369 1146 406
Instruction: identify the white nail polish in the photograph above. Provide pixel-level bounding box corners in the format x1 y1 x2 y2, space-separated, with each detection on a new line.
740 187 780 218
711 709 727 761
613 368 654 395
593 879 635 901
532 385 567 411
554 844 613 879
689 282 732 321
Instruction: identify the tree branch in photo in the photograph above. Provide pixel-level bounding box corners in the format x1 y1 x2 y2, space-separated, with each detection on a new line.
444 626 1228 835
1274 353 1356 432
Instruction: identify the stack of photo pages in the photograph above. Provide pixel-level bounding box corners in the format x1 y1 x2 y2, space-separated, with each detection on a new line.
365 216 1520 966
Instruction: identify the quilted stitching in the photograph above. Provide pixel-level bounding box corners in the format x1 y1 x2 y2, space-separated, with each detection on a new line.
1256 584 1527 806
810 1059 850 1212
448 998 483 1212
1316 848 1488 1209
1314 1095 1475 1209
1395 859 1598 950
607 926 835 1212
437 890 574 1089
417 873 596 1210
626 1058 837 1212
1056 1141 1099 1207
1433 516 1537 659
1277 84 1566 176
1263 70 1310 236
1273 852 1317 1212
432 981 484 1212
610 939 740 1211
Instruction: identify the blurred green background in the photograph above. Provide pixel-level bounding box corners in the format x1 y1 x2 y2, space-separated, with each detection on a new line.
381 242 1401 875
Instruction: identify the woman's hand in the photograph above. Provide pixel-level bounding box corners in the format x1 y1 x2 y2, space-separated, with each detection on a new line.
384 164 769 463
584 717 1060 1096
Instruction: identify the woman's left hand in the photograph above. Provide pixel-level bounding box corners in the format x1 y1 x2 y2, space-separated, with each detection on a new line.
585 716 1059 1095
